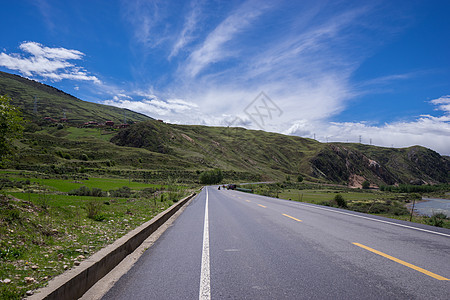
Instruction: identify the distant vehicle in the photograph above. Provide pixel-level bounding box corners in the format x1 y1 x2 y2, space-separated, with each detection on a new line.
227 184 236 190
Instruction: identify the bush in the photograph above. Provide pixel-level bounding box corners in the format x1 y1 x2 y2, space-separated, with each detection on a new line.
69 186 105 197
362 181 370 189
426 212 447 228
380 183 449 193
56 150 71 160
297 175 303 182
199 169 223 184
109 186 131 197
333 194 347 208
80 153 89 161
85 201 104 221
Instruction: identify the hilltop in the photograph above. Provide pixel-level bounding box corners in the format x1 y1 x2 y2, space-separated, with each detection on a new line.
0 71 448 185
0 71 151 124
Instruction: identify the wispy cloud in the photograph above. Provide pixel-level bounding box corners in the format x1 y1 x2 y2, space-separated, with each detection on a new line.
184 0 272 77
0 42 100 83
170 3 368 129
31 0 56 31
121 0 169 48
169 0 203 59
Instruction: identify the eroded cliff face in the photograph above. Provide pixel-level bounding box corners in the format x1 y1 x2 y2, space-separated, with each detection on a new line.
309 144 449 186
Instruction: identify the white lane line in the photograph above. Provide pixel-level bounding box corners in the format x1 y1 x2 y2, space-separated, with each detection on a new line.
292 202 450 238
199 188 211 300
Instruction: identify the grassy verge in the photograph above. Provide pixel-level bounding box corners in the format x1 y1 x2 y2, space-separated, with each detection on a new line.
0 179 192 299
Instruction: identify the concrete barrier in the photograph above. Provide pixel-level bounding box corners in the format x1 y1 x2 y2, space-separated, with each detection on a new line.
29 193 197 300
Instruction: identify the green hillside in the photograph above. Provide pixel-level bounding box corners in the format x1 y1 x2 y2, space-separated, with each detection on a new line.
1 71 448 185
0 71 151 124
111 121 450 185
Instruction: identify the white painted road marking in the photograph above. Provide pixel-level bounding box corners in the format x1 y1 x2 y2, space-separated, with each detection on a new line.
292 202 450 238
199 188 211 300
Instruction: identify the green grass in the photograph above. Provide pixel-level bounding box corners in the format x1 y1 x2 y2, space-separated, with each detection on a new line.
0 70 150 124
27 177 165 193
0 168 193 299
0 188 191 299
2 173 176 193
279 189 389 204
64 127 116 142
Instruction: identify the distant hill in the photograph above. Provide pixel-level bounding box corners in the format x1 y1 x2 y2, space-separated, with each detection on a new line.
112 120 450 186
1 70 448 185
0 71 151 124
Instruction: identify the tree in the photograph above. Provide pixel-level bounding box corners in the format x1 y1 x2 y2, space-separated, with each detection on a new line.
297 175 303 182
199 169 223 184
362 180 370 189
0 95 24 164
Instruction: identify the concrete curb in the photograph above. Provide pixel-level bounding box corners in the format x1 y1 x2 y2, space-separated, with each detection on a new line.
29 192 197 300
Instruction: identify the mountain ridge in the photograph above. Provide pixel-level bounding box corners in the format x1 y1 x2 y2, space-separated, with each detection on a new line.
1 70 448 185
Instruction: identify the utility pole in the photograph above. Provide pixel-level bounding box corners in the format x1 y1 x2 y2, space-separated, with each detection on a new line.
410 197 416 222
359 135 362 144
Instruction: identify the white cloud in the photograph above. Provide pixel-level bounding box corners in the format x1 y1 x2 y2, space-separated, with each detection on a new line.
103 96 199 118
0 42 100 83
285 98 450 155
19 42 83 60
430 95 450 113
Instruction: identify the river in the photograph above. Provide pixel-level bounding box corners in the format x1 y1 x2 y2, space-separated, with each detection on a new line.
410 197 450 218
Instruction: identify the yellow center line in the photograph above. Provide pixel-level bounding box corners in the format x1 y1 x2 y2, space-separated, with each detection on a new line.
245 200 251 203
353 243 449 281
282 214 302 222
258 204 267 208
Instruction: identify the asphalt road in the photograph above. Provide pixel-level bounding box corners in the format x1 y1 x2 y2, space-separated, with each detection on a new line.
103 187 450 299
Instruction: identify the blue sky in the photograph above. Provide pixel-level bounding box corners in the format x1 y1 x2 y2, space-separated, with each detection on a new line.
1 0 449 155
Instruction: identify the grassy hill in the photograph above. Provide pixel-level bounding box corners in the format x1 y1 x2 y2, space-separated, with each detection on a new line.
111 120 450 185
1 71 448 185
0 71 151 124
